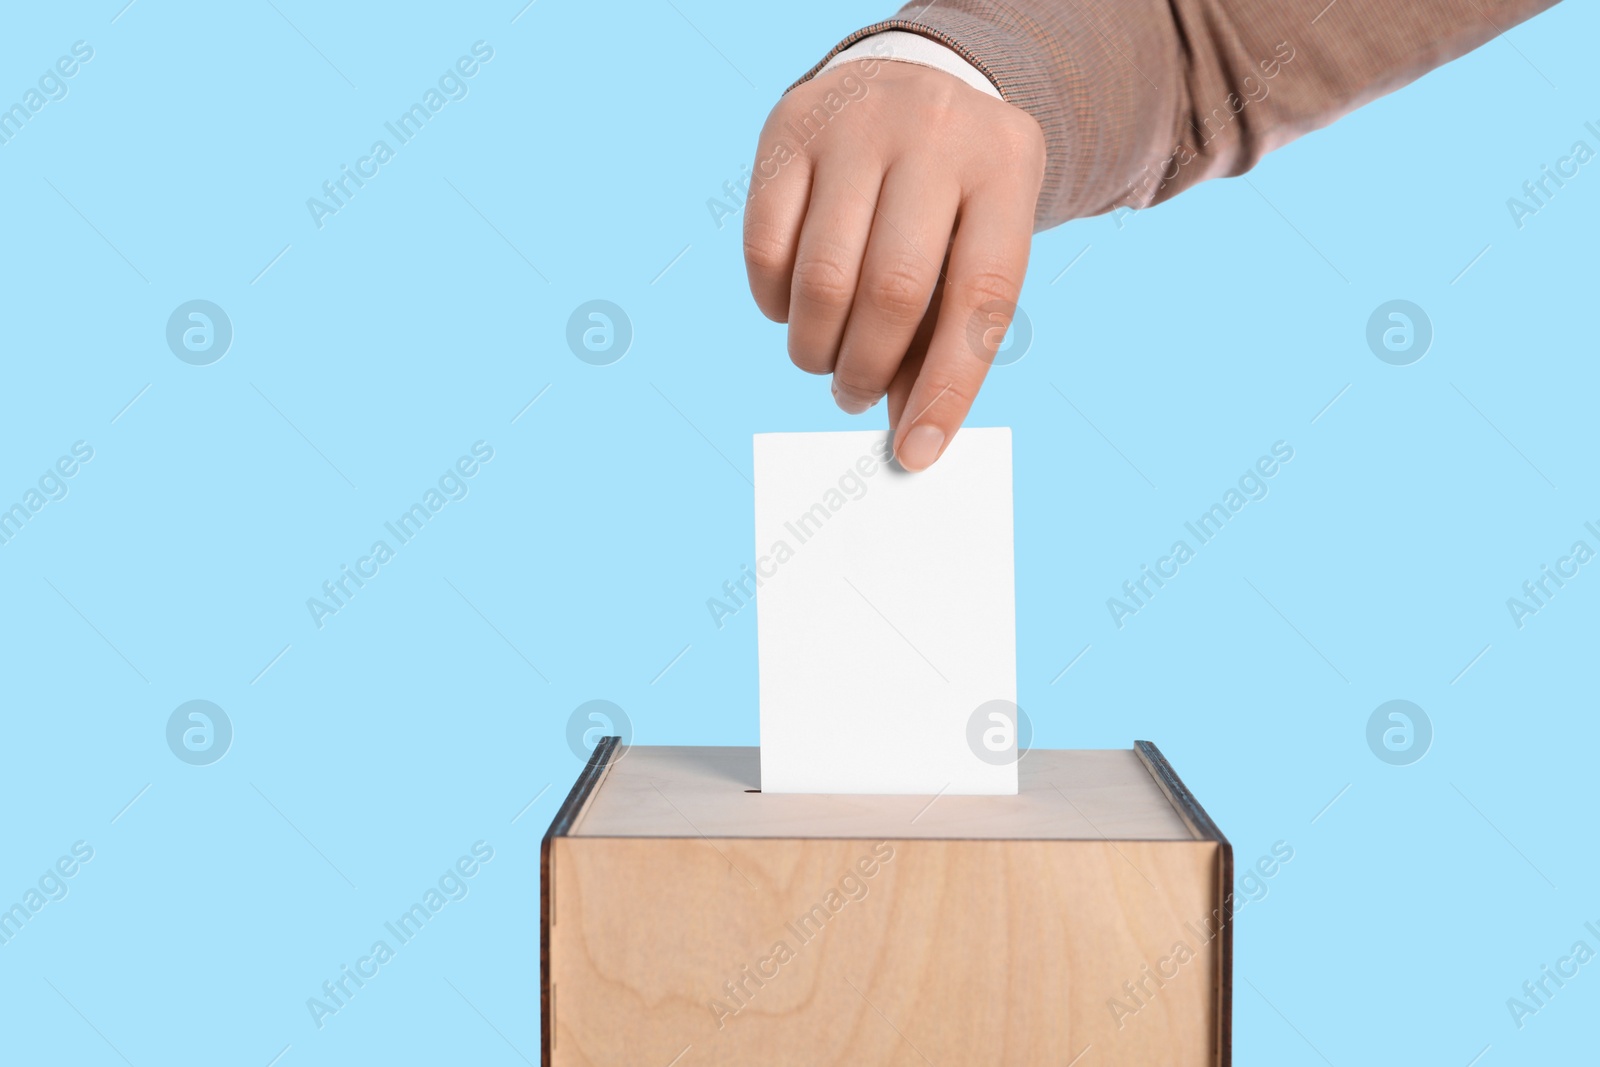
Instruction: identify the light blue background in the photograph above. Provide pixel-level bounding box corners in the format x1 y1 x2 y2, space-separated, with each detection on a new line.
2 1 1596 1063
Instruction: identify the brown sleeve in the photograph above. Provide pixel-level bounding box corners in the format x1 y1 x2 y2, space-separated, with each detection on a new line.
791 0 1560 230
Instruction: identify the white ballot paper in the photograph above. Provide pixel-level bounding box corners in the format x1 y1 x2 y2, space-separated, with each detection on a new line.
754 427 1017 794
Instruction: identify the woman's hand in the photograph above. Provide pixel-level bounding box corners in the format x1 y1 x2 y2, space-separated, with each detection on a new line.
743 59 1046 470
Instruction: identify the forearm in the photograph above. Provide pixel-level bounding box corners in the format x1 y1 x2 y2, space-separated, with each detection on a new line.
793 0 1561 229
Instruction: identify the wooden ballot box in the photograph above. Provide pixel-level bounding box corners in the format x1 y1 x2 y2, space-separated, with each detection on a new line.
542 739 1233 1066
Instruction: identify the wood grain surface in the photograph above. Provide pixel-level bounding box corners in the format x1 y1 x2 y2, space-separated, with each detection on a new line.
549 835 1223 1066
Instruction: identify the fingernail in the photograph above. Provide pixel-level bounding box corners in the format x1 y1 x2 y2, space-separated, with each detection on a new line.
896 424 944 471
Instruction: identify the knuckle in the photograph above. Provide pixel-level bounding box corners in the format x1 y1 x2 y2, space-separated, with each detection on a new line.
742 223 791 279
864 263 932 322
930 377 979 415
914 376 979 425
987 118 1047 179
791 255 856 311
961 268 1020 311
995 113 1044 154
832 362 888 399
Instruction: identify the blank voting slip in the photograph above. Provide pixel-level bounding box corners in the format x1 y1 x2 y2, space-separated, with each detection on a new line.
754 427 1017 794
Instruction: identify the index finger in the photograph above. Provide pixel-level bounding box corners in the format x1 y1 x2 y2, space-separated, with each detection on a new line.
890 193 1033 471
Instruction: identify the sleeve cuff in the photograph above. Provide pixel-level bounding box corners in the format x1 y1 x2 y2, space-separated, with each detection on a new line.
815 30 1003 100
